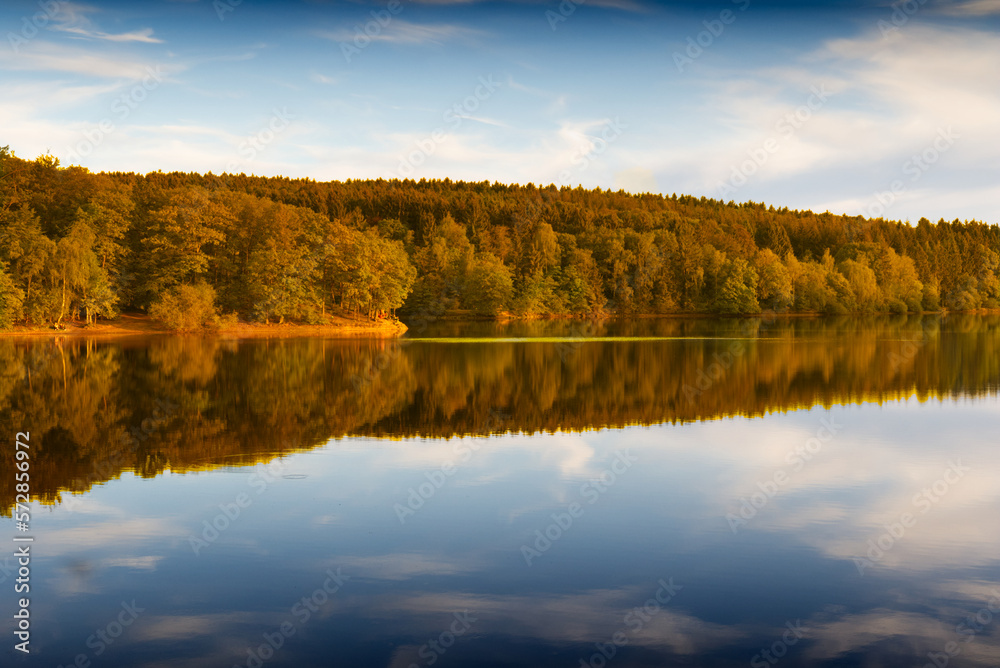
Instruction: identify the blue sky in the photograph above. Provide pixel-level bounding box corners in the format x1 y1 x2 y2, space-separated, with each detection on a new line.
2 0 999 224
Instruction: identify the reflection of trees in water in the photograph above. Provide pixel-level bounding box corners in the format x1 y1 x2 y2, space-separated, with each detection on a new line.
2 314 998 513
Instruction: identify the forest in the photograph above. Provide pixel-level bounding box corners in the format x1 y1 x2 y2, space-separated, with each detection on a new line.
1 146 999 329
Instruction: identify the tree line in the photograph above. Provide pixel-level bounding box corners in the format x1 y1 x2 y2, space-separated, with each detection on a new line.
1 146 998 328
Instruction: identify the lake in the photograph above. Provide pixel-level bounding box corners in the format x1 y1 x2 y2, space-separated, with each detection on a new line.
2 314 999 667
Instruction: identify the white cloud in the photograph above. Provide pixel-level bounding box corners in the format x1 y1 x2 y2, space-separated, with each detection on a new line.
614 166 658 193
651 23 1000 221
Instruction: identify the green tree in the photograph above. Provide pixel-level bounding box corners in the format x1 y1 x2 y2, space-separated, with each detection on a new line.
755 249 792 311
139 189 229 301
0 263 24 329
839 258 879 312
465 252 514 316
561 248 605 314
713 258 759 314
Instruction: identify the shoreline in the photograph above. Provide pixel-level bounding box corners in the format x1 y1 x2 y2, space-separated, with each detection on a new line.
432 308 972 322
0 313 408 339
4 308 995 339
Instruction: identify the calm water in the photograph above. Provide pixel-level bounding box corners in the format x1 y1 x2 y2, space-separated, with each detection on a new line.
2 315 999 667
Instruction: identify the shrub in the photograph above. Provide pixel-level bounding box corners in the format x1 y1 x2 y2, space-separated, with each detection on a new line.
149 282 219 331
212 311 240 329
921 282 941 311
824 301 849 316
887 298 908 315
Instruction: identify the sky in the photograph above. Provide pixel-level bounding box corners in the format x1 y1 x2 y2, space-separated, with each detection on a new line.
2 0 998 224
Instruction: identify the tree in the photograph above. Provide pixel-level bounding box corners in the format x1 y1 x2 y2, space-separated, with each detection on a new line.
527 222 560 276
875 247 923 311
139 188 229 301
48 222 104 325
245 203 322 323
0 263 24 329
713 258 759 314
755 249 792 311
407 216 473 313
74 184 133 271
465 253 514 316
561 248 605 314
0 207 54 323
839 258 879 312
326 227 416 317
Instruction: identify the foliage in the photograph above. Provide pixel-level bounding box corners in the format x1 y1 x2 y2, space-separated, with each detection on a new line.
465 252 514 316
0 148 999 330
0 263 23 329
148 282 220 331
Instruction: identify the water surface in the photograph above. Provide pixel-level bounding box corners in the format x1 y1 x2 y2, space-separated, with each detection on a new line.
2 315 999 667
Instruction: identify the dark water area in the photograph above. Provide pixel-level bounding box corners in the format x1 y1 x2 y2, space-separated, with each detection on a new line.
1 314 999 667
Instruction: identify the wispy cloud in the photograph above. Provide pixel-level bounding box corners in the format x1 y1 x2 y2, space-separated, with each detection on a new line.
317 20 484 46
310 72 338 85
50 2 164 43
935 0 1000 15
58 26 163 43
0 41 175 80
